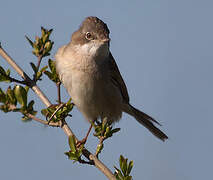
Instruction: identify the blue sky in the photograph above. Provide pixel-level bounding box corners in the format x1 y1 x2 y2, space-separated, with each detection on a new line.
0 0 213 179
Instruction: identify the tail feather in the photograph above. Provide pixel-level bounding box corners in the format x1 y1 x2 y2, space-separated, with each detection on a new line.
123 104 168 141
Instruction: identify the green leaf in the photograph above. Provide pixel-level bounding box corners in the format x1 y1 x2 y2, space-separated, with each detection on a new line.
0 66 6 75
122 158 128 176
48 59 55 73
34 66 48 81
6 69 10 76
25 35 34 48
41 27 46 38
93 131 102 137
116 155 134 179
102 118 107 130
120 155 124 171
65 143 82 162
30 62 38 73
14 85 28 107
44 41 52 53
124 177 132 180
27 100 34 110
0 76 10 82
32 47 40 57
43 53 50 57
36 71 42 80
104 126 111 137
96 143 104 155
24 86 30 93
42 34 48 43
44 71 53 80
64 151 70 157
0 75 4 82
77 145 83 154
114 166 124 180
22 115 31 121
127 160 133 175
35 36 40 46
6 86 17 105
0 66 10 82
40 66 48 72
65 151 78 161
68 136 76 153
48 29 53 36
45 59 58 81
68 152 79 161
111 128 120 134
0 104 8 113
0 88 6 103
41 108 49 116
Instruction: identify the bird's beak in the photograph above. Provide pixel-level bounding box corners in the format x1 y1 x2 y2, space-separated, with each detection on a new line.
101 38 110 43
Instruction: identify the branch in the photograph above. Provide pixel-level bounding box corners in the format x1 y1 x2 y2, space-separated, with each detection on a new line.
0 44 50 107
26 113 61 127
2 104 60 127
0 44 116 180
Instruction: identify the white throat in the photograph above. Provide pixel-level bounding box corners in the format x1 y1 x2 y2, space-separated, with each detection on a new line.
74 41 109 58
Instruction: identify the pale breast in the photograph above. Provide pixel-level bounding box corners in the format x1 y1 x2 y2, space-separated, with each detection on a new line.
55 44 123 122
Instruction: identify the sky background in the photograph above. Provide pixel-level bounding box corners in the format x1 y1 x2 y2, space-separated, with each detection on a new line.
0 0 213 180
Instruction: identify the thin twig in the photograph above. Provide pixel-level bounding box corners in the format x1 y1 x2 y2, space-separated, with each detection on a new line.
36 55 42 70
9 77 28 85
0 44 116 180
56 82 61 104
26 113 61 127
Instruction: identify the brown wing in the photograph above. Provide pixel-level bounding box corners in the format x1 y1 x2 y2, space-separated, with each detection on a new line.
109 52 130 103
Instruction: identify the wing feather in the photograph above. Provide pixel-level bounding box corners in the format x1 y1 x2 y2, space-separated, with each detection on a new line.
108 52 129 103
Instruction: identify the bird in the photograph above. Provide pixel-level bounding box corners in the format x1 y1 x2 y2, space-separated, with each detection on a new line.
55 16 168 143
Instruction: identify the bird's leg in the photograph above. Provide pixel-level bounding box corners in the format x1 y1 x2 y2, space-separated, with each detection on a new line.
76 124 93 147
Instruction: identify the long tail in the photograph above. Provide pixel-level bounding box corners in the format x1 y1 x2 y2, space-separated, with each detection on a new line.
123 104 168 141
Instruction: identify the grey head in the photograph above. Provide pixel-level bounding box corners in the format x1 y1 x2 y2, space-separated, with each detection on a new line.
71 16 110 46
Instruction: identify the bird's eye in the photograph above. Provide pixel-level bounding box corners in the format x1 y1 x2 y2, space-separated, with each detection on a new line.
85 32 93 40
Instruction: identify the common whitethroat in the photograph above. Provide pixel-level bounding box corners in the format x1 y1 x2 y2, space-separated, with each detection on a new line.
55 16 168 142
